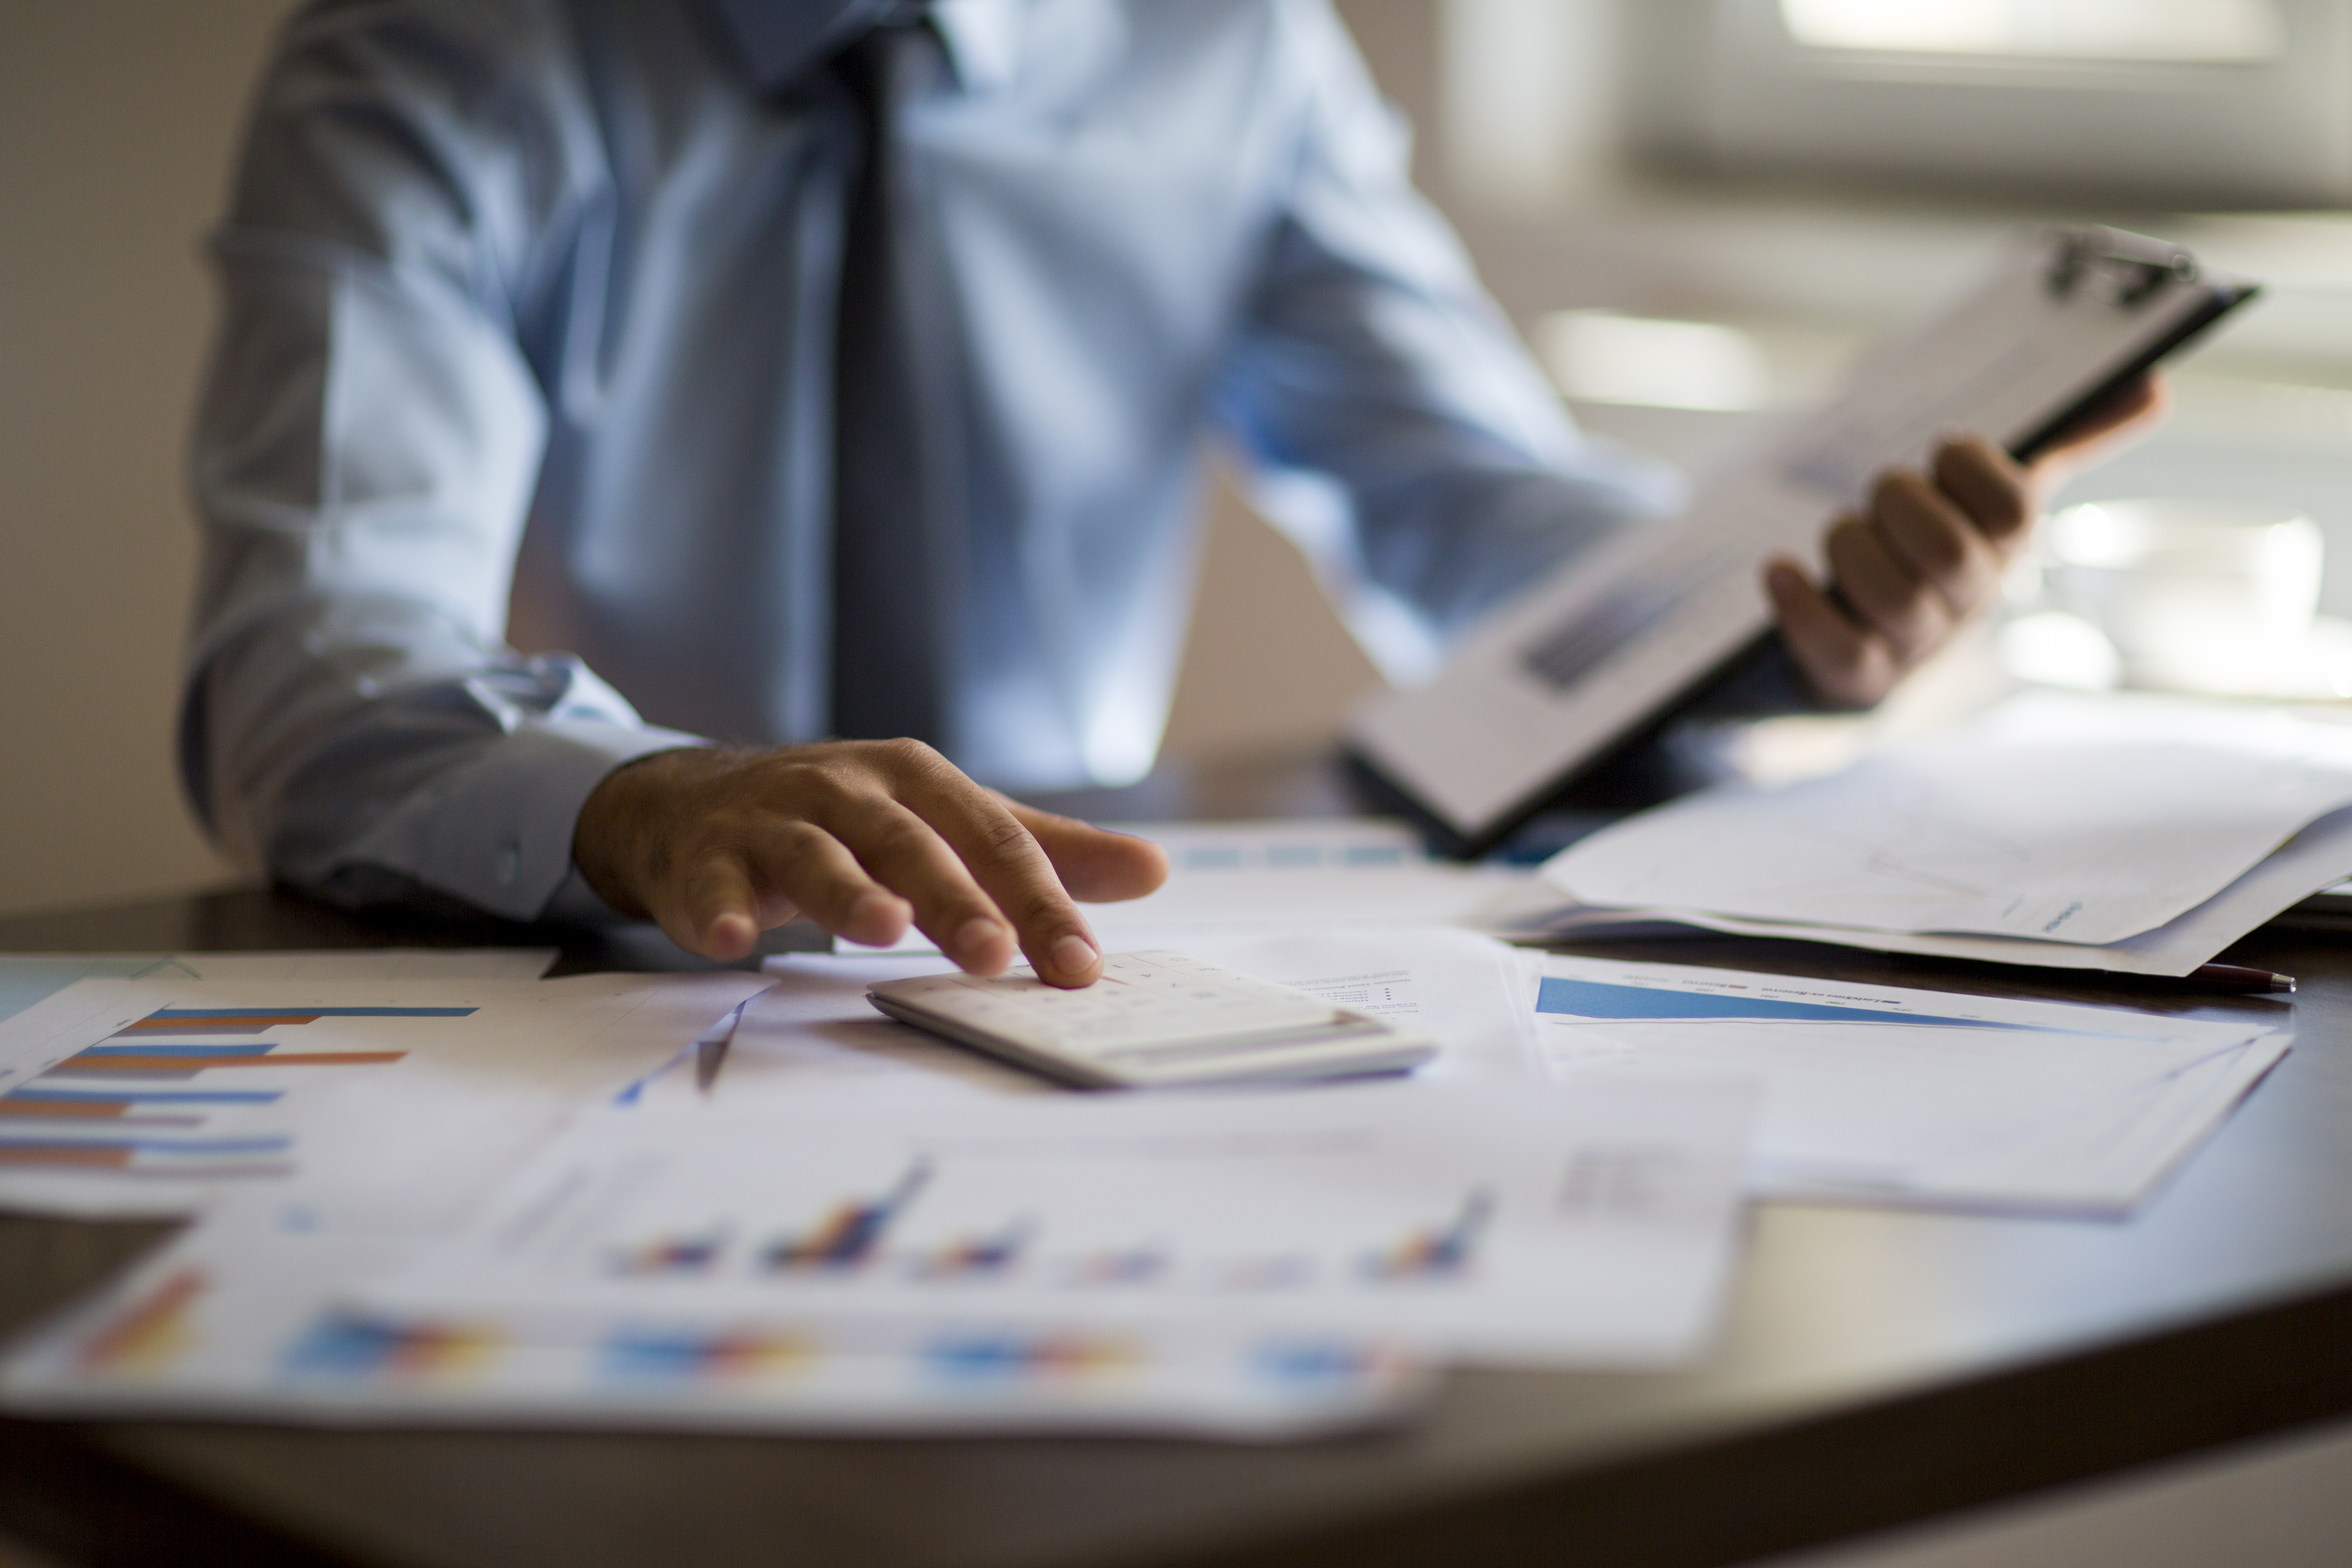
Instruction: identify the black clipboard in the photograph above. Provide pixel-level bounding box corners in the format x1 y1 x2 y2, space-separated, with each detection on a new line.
1347 227 2260 859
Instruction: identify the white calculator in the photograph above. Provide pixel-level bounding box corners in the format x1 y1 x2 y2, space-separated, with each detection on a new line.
865 951 1437 1089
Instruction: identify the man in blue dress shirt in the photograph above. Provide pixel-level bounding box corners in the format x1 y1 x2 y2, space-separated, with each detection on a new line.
182 0 2153 986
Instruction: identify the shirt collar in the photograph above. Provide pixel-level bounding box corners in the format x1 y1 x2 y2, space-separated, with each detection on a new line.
707 0 1023 94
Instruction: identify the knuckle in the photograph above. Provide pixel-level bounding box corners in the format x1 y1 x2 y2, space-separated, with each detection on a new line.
766 819 831 861
871 736 943 775
862 811 934 864
977 810 1039 861
767 758 846 807
1010 885 1072 928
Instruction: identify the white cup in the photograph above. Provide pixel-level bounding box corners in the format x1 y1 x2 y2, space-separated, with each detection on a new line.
2043 497 2324 695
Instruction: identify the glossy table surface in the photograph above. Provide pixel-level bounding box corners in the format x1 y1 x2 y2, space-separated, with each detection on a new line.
2 751 2350 1568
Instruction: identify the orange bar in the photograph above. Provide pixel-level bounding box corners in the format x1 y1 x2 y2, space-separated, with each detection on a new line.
78 1268 206 1371
0 1101 128 1119
0 1147 133 1167
118 1015 320 1030
62 1052 408 1072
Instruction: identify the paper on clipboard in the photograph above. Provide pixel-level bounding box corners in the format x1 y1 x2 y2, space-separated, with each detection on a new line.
1349 227 2257 851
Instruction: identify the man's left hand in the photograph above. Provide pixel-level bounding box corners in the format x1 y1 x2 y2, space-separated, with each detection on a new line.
1764 373 2169 707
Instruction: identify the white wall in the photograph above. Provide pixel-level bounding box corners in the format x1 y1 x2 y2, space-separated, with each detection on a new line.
0 0 294 918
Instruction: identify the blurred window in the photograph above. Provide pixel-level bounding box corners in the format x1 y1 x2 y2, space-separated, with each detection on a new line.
1621 0 2351 206
1779 0 2284 60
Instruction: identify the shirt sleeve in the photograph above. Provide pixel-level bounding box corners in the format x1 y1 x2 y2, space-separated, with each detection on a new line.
1207 0 1686 646
182 2 699 922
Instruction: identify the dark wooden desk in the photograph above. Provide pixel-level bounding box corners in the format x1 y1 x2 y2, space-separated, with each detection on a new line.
3 753 2349 1568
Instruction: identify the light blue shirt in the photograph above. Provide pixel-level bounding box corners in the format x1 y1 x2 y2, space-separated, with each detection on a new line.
183 0 1682 922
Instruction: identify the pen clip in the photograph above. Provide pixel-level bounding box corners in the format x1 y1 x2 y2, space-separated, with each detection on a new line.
2047 227 2199 308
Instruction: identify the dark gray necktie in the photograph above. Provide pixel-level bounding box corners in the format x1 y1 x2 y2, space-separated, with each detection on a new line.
828 16 967 745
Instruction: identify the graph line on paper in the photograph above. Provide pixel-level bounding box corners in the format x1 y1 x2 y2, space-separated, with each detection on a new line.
914 1220 1034 1281
1061 1245 1169 1287
760 1160 933 1273
1724 786 2040 920
1365 1190 1492 1281
608 1228 734 1278
921 1331 1135 1384
74 1268 207 1373
599 1326 812 1384
282 1317 501 1384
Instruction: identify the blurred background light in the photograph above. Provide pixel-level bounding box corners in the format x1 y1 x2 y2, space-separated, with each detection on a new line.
1780 0 2286 60
1536 311 1772 412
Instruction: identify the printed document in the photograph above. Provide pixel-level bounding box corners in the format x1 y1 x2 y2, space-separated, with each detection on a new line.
357 1079 1756 1366
1532 955 2288 1214
0 948 558 1027
0 973 770 1223
0 1209 1425 1438
1545 695 2352 945
1624 800 2352 977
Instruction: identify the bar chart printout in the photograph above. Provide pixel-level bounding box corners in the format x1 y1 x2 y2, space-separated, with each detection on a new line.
0 973 776 1219
362 1080 1757 1365
764 1161 933 1272
0 1218 1429 1437
0 1007 465 1178
1364 1191 1493 1282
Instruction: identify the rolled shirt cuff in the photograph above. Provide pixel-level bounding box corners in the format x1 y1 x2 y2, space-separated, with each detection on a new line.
401 718 708 922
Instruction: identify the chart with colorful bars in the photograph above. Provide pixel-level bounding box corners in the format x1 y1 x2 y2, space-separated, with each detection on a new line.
359 1079 1757 1365
0 1221 1425 1438
0 973 772 1220
1 1004 470 1179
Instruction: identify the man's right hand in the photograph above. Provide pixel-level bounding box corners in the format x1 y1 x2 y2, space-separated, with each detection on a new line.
571 741 1169 986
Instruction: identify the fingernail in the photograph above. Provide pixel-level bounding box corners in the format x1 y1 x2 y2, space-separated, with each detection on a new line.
1051 934 1099 975
955 917 1006 961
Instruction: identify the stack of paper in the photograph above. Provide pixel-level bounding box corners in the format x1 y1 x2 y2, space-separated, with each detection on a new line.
0 962 1428 1436
1525 693 2352 975
705 941 2288 1216
0 858 2303 1438
0 938 1562 1436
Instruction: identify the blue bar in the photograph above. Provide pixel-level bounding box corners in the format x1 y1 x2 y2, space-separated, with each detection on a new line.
72 1044 277 1058
1 1088 282 1105
145 1007 476 1019
0 1136 293 1154
1534 976 2021 1030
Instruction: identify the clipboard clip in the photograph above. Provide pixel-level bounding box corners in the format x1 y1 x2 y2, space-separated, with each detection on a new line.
2047 227 2199 308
